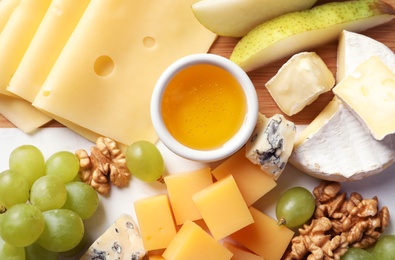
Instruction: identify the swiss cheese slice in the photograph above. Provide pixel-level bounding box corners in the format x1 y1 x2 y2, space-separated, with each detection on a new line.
0 0 52 96
0 0 20 32
7 0 90 102
289 97 395 181
33 0 217 145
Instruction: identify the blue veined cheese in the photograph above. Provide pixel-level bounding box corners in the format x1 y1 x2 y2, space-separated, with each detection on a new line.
290 97 395 182
80 214 146 260
245 113 296 180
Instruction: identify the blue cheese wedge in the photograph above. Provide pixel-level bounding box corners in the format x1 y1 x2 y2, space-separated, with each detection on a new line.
80 214 146 260
290 97 395 181
245 113 296 180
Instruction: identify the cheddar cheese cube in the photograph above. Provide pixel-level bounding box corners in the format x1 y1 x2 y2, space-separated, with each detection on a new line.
164 167 213 225
223 242 264 260
192 175 254 240
162 220 233 260
230 207 294 260
134 194 177 251
212 148 277 206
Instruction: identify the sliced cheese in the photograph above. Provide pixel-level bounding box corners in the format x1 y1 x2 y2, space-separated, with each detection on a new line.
134 194 177 251
230 207 294 260
164 167 213 225
0 0 20 32
80 214 146 260
245 113 296 180
162 220 233 260
337 30 395 82
333 56 395 140
223 242 264 260
211 148 277 206
0 0 52 96
289 97 395 181
265 52 335 116
0 95 52 132
7 0 90 102
192 175 254 241
32 0 216 145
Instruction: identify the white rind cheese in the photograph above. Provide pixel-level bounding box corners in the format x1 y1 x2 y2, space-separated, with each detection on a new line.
337 30 395 82
80 214 146 260
246 113 296 180
289 98 395 182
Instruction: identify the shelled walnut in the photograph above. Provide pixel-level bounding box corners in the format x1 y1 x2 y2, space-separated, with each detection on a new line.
284 181 390 260
75 137 131 195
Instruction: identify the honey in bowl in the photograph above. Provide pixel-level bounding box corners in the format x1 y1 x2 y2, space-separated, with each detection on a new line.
161 64 247 150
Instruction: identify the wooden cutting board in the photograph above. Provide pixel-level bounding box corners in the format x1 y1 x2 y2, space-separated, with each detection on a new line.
1 1 395 128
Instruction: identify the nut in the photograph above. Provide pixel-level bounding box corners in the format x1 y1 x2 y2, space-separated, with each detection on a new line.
75 137 131 195
284 181 390 259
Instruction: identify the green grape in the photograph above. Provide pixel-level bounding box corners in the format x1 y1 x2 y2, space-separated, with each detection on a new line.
0 203 44 247
37 209 84 253
0 170 30 208
60 229 89 257
9 144 45 187
45 151 80 183
372 235 395 260
30 175 67 212
62 181 99 220
275 186 315 228
0 236 25 260
25 242 58 260
341 248 373 260
125 140 164 182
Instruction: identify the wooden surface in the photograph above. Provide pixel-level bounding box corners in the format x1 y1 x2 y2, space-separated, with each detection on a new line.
1 1 395 128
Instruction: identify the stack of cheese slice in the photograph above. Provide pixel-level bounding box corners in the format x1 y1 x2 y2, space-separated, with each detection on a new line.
289 30 395 181
0 0 216 146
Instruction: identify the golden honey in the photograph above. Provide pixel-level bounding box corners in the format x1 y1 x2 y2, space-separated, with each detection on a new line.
161 64 247 150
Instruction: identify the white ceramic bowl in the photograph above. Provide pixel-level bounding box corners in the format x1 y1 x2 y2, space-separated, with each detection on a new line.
151 53 258 162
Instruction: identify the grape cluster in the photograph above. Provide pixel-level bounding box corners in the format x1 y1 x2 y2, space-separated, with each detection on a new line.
0 145 99 259
341 235 395 260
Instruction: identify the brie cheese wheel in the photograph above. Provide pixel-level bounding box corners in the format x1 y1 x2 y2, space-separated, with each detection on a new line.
80 214 146 260
246 113 296 180
290 97 395 181
337 30 395 82
265 52 335 116
333 56 395 140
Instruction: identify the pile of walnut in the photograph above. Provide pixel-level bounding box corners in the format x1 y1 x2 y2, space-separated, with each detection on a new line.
75 137 131 195
284 181 390 260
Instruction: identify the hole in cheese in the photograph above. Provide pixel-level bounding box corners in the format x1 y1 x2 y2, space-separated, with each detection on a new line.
94 55 114 77
42 90 51 97
143 36 156 48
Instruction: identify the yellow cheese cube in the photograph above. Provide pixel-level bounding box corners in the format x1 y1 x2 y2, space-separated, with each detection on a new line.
230 207 294 260
164 167 213 225
192 175 254 240
223 242 264 260
0 0 52 96
162 220 233 260
212 148 277 206
134 194 177 251
8 0 90 102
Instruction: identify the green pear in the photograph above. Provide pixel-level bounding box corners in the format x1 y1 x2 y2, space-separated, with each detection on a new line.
191 0 318 37
230 0 395 72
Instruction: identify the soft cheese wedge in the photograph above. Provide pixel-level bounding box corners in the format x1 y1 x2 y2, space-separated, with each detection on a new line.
32 0 216 146
80 214 146 259
245 113 296 180
333 56 395 140
265 52 335 116
290 97 395 181
337 30 395 82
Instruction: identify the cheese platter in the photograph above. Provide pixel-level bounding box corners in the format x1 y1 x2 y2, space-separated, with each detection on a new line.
1 0 395 258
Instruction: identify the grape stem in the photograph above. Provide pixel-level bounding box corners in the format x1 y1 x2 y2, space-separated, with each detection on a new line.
277 217 286 226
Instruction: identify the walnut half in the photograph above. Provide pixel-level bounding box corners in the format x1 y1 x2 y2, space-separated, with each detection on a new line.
75 137 131 195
